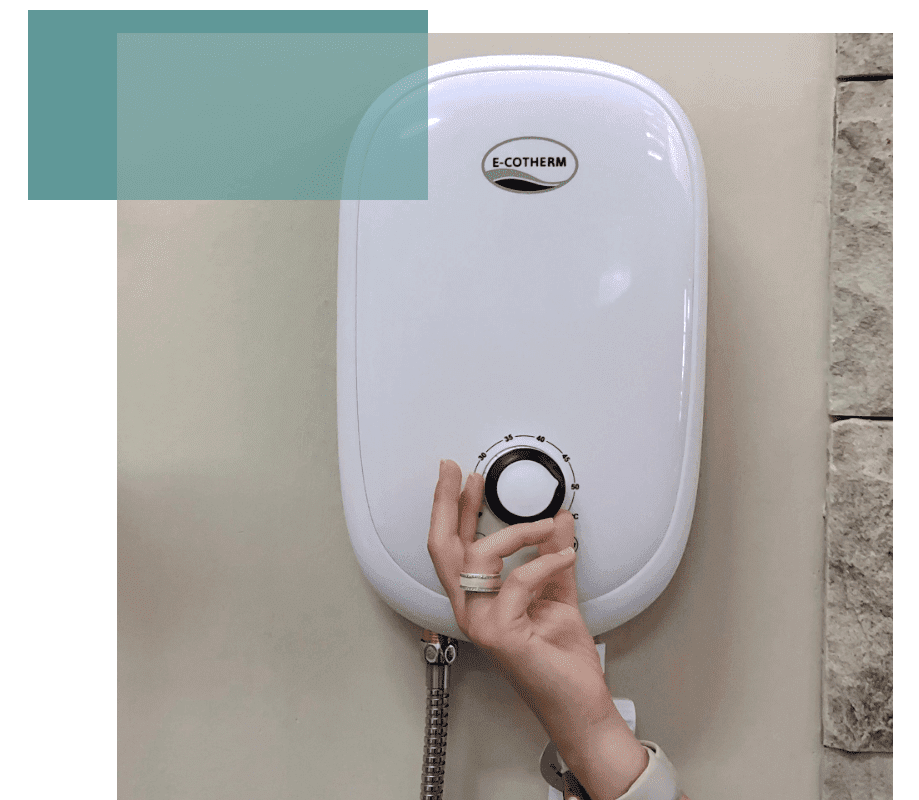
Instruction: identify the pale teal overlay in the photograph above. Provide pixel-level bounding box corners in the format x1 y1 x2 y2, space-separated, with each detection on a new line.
117 33 427 199
28 11 426 199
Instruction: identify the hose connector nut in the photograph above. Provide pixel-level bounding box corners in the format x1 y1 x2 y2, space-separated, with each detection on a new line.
421 632 458 665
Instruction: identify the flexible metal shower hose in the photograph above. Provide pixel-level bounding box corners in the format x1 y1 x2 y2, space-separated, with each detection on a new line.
420 632 457 800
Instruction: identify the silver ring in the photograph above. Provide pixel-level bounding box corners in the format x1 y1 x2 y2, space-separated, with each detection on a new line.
459 572 502 593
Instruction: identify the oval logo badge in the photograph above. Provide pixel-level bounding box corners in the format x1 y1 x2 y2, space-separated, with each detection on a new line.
482 137 578 194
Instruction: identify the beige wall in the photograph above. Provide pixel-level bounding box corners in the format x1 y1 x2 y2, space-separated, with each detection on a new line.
118 34 835 800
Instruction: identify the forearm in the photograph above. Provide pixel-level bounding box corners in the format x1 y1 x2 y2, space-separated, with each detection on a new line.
494 653 678 800
549 697 691 800
554 708 649 800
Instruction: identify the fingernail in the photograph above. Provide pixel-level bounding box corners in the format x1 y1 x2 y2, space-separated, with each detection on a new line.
560 546 576 557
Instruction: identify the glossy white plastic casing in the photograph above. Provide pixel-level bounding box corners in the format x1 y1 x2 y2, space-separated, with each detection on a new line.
337 56 707 640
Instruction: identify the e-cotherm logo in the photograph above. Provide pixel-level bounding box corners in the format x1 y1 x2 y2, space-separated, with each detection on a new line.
482 137 578 194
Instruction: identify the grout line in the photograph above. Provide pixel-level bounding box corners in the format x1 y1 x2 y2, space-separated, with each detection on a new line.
837 74 893 81
829 415 893 422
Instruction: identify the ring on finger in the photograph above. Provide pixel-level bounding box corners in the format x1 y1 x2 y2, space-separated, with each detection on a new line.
459 572 502 593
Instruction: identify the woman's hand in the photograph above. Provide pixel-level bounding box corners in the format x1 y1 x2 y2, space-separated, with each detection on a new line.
427 460 650 800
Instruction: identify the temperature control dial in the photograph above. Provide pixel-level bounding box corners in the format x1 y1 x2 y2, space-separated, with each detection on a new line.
484 448 566 525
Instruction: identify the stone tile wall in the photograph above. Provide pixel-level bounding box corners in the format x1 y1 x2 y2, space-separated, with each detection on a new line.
822 33 893 800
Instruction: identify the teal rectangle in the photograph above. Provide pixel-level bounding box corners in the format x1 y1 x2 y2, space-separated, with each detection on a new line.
28 11 428 199
117 33 427 200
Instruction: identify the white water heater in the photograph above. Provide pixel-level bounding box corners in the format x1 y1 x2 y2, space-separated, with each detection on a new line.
337 55 707 640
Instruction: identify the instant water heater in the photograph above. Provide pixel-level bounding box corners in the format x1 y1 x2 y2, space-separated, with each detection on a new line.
338 55 707 641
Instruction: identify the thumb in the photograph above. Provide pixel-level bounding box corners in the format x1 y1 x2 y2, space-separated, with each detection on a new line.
538 510 579 607
493 546 578 628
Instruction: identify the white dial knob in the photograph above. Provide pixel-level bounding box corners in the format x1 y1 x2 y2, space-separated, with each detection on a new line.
484 447 566 525
496 459 561 518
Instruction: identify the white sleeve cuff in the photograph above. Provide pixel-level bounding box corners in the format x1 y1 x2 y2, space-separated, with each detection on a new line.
616 741 682 800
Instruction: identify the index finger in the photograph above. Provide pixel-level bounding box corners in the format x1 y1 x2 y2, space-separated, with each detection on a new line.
428 459 462 550
426 460 469 616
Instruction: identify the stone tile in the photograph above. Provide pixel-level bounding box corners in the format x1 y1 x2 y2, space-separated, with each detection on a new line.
836 34 893 76
822 748 892 800
829 80 893 417
823 420 892 751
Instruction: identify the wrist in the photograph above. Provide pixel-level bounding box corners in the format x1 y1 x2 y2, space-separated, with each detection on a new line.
557 713 649 800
